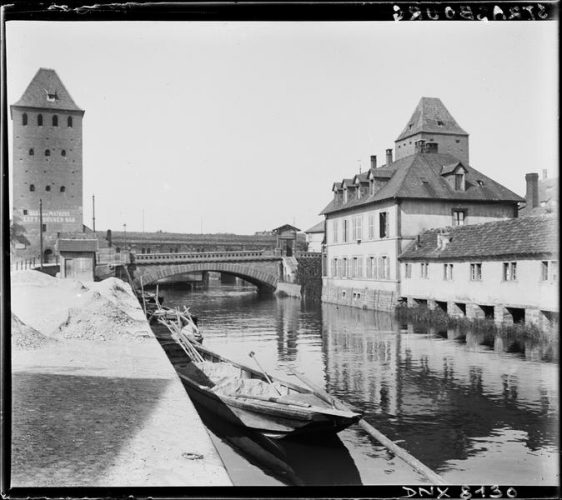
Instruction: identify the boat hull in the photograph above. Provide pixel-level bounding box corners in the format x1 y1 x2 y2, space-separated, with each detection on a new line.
176 362 361 439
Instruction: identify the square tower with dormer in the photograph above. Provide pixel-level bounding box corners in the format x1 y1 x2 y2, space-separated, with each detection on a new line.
11 68 85 261
394 97 469 164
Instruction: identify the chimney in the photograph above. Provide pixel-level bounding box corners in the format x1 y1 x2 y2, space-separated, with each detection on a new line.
542 169 548 180
525 172 539 208
386 148 393 166
370 155 377 169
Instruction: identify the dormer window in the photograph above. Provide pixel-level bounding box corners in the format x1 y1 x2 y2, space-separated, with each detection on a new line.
343 188 348 204
437 120 444 127
455 173 465 191
45 90 58 102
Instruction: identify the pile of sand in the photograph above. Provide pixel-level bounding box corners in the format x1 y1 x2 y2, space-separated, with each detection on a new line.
11 271 151 342
12 313 57 350
52 288 150 341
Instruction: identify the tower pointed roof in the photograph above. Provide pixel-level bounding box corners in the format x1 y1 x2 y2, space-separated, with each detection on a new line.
12 68 83 113
396 97 467 141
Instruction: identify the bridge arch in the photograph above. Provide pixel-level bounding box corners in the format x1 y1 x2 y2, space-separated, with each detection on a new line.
130 261 279 292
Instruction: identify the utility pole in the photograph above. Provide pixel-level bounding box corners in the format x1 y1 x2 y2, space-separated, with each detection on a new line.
123 223 127 249
92 194 96 233
39 199 44 270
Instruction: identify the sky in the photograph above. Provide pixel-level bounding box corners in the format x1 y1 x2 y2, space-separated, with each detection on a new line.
6 21 558 235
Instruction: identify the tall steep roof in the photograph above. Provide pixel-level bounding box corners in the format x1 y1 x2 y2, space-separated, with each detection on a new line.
12 68 83 112
320 153 523 216
396 97 467 141
399 215 558 261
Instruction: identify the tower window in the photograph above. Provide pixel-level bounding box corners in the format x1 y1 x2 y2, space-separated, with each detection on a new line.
60 186 66 192
61 150 66 157
23 209 28 215
29 148 34 156
30 184 35 192
37 114 43 126
22 113 28 126
52 115 58 127
45 149 51 157
67 116 73 128
45 185 51 192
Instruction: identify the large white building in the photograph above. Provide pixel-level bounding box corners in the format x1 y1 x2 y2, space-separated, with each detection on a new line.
398 215 558 328
320 97 524 311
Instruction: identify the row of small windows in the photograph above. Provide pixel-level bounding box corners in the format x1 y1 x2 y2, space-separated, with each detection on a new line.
29 184 66 192
330 255 391 280
28 148 67 157
332 212 390 243
403 260 559 282
22 113 73 128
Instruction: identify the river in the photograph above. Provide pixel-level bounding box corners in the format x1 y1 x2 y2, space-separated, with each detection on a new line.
157 281 559 487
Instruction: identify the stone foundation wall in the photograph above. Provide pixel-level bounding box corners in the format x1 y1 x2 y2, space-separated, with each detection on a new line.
322 283 397 311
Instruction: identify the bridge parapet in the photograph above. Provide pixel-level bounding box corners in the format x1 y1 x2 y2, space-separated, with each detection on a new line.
133 250 281 265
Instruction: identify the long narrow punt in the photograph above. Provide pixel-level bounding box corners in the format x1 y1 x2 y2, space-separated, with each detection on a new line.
173 342 361 439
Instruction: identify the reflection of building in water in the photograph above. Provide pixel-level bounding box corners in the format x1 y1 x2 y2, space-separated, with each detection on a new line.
322 304 401 416
321 302 557 466
275 298 301 363
273 299 326 385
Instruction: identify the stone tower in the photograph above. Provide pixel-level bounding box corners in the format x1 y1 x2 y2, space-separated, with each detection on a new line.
394 97 469 164
11 68 85 261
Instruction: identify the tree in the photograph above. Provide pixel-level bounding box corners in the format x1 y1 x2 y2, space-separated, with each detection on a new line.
10 218 30 254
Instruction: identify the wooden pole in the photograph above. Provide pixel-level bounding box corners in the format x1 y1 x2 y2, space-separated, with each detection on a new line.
289 370 446 485
39 199 43 270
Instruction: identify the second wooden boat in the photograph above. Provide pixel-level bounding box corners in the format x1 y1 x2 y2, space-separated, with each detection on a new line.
163 328 361 439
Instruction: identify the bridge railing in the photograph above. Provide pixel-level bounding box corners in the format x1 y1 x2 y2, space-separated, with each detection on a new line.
132 249 280 263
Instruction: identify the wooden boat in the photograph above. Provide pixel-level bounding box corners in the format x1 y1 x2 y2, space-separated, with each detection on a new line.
160 324 362 439
155 305 202 343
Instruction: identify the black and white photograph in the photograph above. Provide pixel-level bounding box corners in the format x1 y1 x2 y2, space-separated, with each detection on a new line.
3 4 559 495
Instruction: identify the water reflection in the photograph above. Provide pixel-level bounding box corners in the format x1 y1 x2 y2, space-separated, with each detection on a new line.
158 284 558 485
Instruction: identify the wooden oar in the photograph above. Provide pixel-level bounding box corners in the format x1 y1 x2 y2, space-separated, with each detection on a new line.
248 351 282 396
288 370 446 485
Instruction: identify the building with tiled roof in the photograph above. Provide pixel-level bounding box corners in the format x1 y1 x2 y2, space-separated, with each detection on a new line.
11 69 85 261
321 97 528 313
398 215 558 328
304 221 325 252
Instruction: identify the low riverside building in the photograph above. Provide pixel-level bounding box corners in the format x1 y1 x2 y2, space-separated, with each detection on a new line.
57 235 98 281
398 215 558 329
304 221 325 253
320 97 523 310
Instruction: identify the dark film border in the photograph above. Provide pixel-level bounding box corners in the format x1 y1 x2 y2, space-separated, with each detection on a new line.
0 1 558 500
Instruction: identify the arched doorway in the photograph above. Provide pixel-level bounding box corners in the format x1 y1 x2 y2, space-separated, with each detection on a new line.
43 248 53 264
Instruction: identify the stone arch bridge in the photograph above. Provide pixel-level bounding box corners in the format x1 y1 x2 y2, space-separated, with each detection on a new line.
127 250 285 292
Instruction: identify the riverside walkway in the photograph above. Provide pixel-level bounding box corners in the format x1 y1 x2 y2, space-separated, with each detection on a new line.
10 270 232 487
